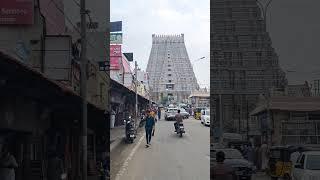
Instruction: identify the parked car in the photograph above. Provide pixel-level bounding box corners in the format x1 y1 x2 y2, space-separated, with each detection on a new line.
179 108 190 119
200 109 210 126
165 108 178 121
292 151 320 180
212 148 255 180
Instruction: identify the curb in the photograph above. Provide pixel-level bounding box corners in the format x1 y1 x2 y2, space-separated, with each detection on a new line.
110 127 144 153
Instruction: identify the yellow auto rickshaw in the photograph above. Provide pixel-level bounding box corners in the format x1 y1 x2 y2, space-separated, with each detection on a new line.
268 146 292 180
194 107 206 120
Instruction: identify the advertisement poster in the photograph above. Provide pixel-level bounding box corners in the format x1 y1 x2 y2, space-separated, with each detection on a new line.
110 57 121 70
0 0 34 25
110 45 122 57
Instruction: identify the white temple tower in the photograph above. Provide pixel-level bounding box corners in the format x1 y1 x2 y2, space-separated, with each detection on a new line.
146 34 199 104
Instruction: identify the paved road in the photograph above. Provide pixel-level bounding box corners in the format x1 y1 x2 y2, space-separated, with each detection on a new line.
111 118 210 180
252 172 271 180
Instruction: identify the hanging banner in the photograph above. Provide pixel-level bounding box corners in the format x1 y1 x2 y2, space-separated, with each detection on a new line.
110 45 121 57
110 57 121 70
110 33 123 44
110 21 122 32
0 0 34 25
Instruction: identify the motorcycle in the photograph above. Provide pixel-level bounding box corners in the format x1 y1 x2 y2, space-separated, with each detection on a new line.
175 122 185 137
124 116 136 143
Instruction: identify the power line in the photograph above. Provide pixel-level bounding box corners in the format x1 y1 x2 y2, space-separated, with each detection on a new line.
48 0 98 50
71 0 80 7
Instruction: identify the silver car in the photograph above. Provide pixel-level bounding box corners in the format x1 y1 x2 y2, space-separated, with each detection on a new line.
179 108 190 119
165 108 178 121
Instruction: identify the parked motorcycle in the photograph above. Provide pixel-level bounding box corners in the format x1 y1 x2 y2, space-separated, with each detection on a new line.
124 116 136 143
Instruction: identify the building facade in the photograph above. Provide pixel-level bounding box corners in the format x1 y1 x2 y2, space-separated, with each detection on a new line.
147 34 199 104
211 0 287 134
250 96 320 145
189 90 210 108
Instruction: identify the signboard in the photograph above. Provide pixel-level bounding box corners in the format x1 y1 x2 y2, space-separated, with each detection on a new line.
44 36 72 81
110 33 123 44
110 45 121 57
98 61 109 71
123 53 133 62
0 0 34 25
110 21 122 32
110 57 121 70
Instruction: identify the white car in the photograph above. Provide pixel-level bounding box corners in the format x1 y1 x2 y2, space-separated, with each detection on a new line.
292 151 320 180
200 109 210 126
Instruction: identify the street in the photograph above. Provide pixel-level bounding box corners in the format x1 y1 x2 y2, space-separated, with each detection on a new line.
252 172 270 180
111 117 210 180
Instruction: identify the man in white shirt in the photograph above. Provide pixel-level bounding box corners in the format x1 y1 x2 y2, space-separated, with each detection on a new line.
290 147 303 165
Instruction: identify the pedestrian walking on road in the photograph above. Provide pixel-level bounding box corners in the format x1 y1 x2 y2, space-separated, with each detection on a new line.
145 110 155 148
246 143 254 163
157 107 161 120
260 142 269 171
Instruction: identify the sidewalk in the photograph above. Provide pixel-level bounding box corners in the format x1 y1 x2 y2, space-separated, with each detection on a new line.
110 117 143 152
110 125 125 152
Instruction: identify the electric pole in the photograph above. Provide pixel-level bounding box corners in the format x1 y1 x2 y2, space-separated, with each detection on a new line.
80 0 87 179
135 61 138 126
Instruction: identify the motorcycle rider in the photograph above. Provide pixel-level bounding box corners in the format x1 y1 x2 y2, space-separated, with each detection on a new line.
174 109 183 132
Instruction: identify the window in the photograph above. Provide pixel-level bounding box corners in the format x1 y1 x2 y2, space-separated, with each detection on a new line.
224 52 232 61
237 52 243 60
168 64 171 67
166 84 174 90
168 80 172 83
168 74 172 77
168 69 171 71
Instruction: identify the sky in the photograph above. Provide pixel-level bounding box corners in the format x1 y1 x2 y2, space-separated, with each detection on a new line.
266 0 320 85
110 0 210 88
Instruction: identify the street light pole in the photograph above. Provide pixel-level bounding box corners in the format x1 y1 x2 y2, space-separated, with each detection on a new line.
191 56 206 66
135 61 138 125
80 0 87 179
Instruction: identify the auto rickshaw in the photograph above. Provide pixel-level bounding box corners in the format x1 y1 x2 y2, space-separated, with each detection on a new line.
194 107 203 120
268 146 292 180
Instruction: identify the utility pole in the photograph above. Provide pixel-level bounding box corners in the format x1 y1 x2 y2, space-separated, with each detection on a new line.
246 95 249 140
80 0 87 179
219 93 223 143
218 68 223 143
120 57 125 85
135 61 138 126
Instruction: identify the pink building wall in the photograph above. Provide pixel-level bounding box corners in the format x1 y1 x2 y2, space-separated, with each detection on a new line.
39 0 66 35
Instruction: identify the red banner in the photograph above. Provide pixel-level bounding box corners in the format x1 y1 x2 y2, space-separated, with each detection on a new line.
110 57 121 70
110 45 121 57
0 0 34 25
